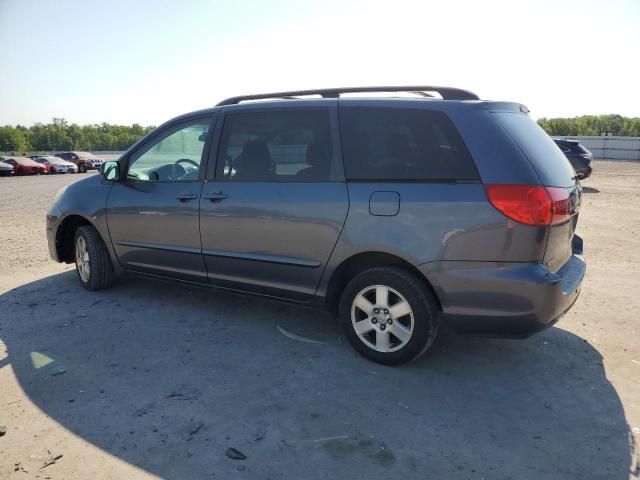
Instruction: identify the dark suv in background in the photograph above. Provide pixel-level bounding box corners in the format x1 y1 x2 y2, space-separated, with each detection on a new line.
46 86 586 365
553 138 593 179
55 151 104 173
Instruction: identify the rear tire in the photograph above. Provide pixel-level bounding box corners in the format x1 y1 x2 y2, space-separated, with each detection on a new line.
339 266 439 365
74 225 114 291
78 164 87 173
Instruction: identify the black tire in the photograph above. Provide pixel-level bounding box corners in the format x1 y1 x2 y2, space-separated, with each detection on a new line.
73 225 115 291
78 163 87 173
339 266 439 365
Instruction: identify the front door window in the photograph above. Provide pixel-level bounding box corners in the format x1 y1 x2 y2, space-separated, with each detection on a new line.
127 121 210 182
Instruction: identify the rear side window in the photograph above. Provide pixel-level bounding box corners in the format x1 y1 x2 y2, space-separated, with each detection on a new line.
495 113 576 187
217 109 334 182
339 107 478 181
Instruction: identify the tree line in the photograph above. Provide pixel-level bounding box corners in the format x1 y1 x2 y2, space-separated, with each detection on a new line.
537 114 640 137
0 118 155 154
2 114 639 155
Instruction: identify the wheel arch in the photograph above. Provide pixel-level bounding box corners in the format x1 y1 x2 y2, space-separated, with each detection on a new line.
55 214 96 263
324 251 443 314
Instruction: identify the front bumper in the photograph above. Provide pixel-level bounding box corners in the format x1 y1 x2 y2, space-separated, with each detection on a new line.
419 235 586 337
46 205 62 262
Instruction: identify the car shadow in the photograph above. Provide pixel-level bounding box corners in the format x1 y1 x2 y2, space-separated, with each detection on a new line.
582 186 600 194
0 271 636 479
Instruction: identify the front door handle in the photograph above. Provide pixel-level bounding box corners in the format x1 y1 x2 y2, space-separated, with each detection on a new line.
175 192 199 201
203 191 228 202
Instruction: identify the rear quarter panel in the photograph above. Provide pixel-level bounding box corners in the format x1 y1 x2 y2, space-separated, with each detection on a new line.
316 182 548 297
316 102 550 299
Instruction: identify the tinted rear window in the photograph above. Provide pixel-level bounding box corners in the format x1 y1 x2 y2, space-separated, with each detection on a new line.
556 140 589 154
217 109 334 182
340 107 479 181
496 113 576 187
575 143 591 154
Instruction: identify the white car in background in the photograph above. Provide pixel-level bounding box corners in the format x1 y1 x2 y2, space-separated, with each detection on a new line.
36 156 79 174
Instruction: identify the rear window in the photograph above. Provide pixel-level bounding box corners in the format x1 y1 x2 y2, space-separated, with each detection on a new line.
557 140 589 154
340 107 479 181
575 143 591 154
495 113 576 187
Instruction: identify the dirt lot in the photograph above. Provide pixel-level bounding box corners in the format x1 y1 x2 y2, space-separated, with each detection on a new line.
1 162 639 479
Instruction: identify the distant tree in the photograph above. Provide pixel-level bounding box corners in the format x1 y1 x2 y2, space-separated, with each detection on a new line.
538 114 640 136
0 118 155 153
0 126 31 151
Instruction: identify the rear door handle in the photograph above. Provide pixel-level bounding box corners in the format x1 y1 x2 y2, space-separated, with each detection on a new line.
175 192 199 201
203 191 228 202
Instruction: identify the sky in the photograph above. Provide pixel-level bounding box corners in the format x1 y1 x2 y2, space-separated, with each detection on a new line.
0 0 639 126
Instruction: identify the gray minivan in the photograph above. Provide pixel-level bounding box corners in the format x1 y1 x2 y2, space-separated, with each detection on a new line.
46 86 585 365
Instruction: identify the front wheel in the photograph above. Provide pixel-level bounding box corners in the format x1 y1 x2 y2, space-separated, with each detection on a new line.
74 225 115 290
339 267 439 365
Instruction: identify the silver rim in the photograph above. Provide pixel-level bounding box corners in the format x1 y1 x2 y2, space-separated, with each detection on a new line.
75 236 90 282
351 285 414 353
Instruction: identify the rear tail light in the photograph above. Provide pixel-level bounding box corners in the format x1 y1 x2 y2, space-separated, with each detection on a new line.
485 184 573 226
547 186 574 224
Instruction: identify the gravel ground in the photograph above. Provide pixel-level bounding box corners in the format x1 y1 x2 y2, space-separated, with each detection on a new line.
0 162 639 479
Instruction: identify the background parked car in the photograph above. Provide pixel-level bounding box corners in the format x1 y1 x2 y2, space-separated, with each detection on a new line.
54 151 104 173
1 157 46 175
553 138 593 179
35 156 79 174
0 160 15 176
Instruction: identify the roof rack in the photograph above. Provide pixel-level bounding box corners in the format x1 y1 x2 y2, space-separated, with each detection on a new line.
216 85 480 106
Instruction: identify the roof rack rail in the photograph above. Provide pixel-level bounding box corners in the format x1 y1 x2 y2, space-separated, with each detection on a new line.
216 85 480 106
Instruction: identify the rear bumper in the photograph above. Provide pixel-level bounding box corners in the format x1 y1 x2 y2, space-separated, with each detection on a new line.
568 156 592 179
419 235 586 337
580 166 593 179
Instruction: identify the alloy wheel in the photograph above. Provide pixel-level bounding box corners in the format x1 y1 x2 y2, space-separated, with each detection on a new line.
75 235 91 282
351 285 414 352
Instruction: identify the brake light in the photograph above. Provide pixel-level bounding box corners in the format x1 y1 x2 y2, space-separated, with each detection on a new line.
547 186 573 224
485 185 573 226
485 185 551 225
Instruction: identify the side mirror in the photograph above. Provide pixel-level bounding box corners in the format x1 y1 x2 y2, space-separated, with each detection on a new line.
100 161 120 181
